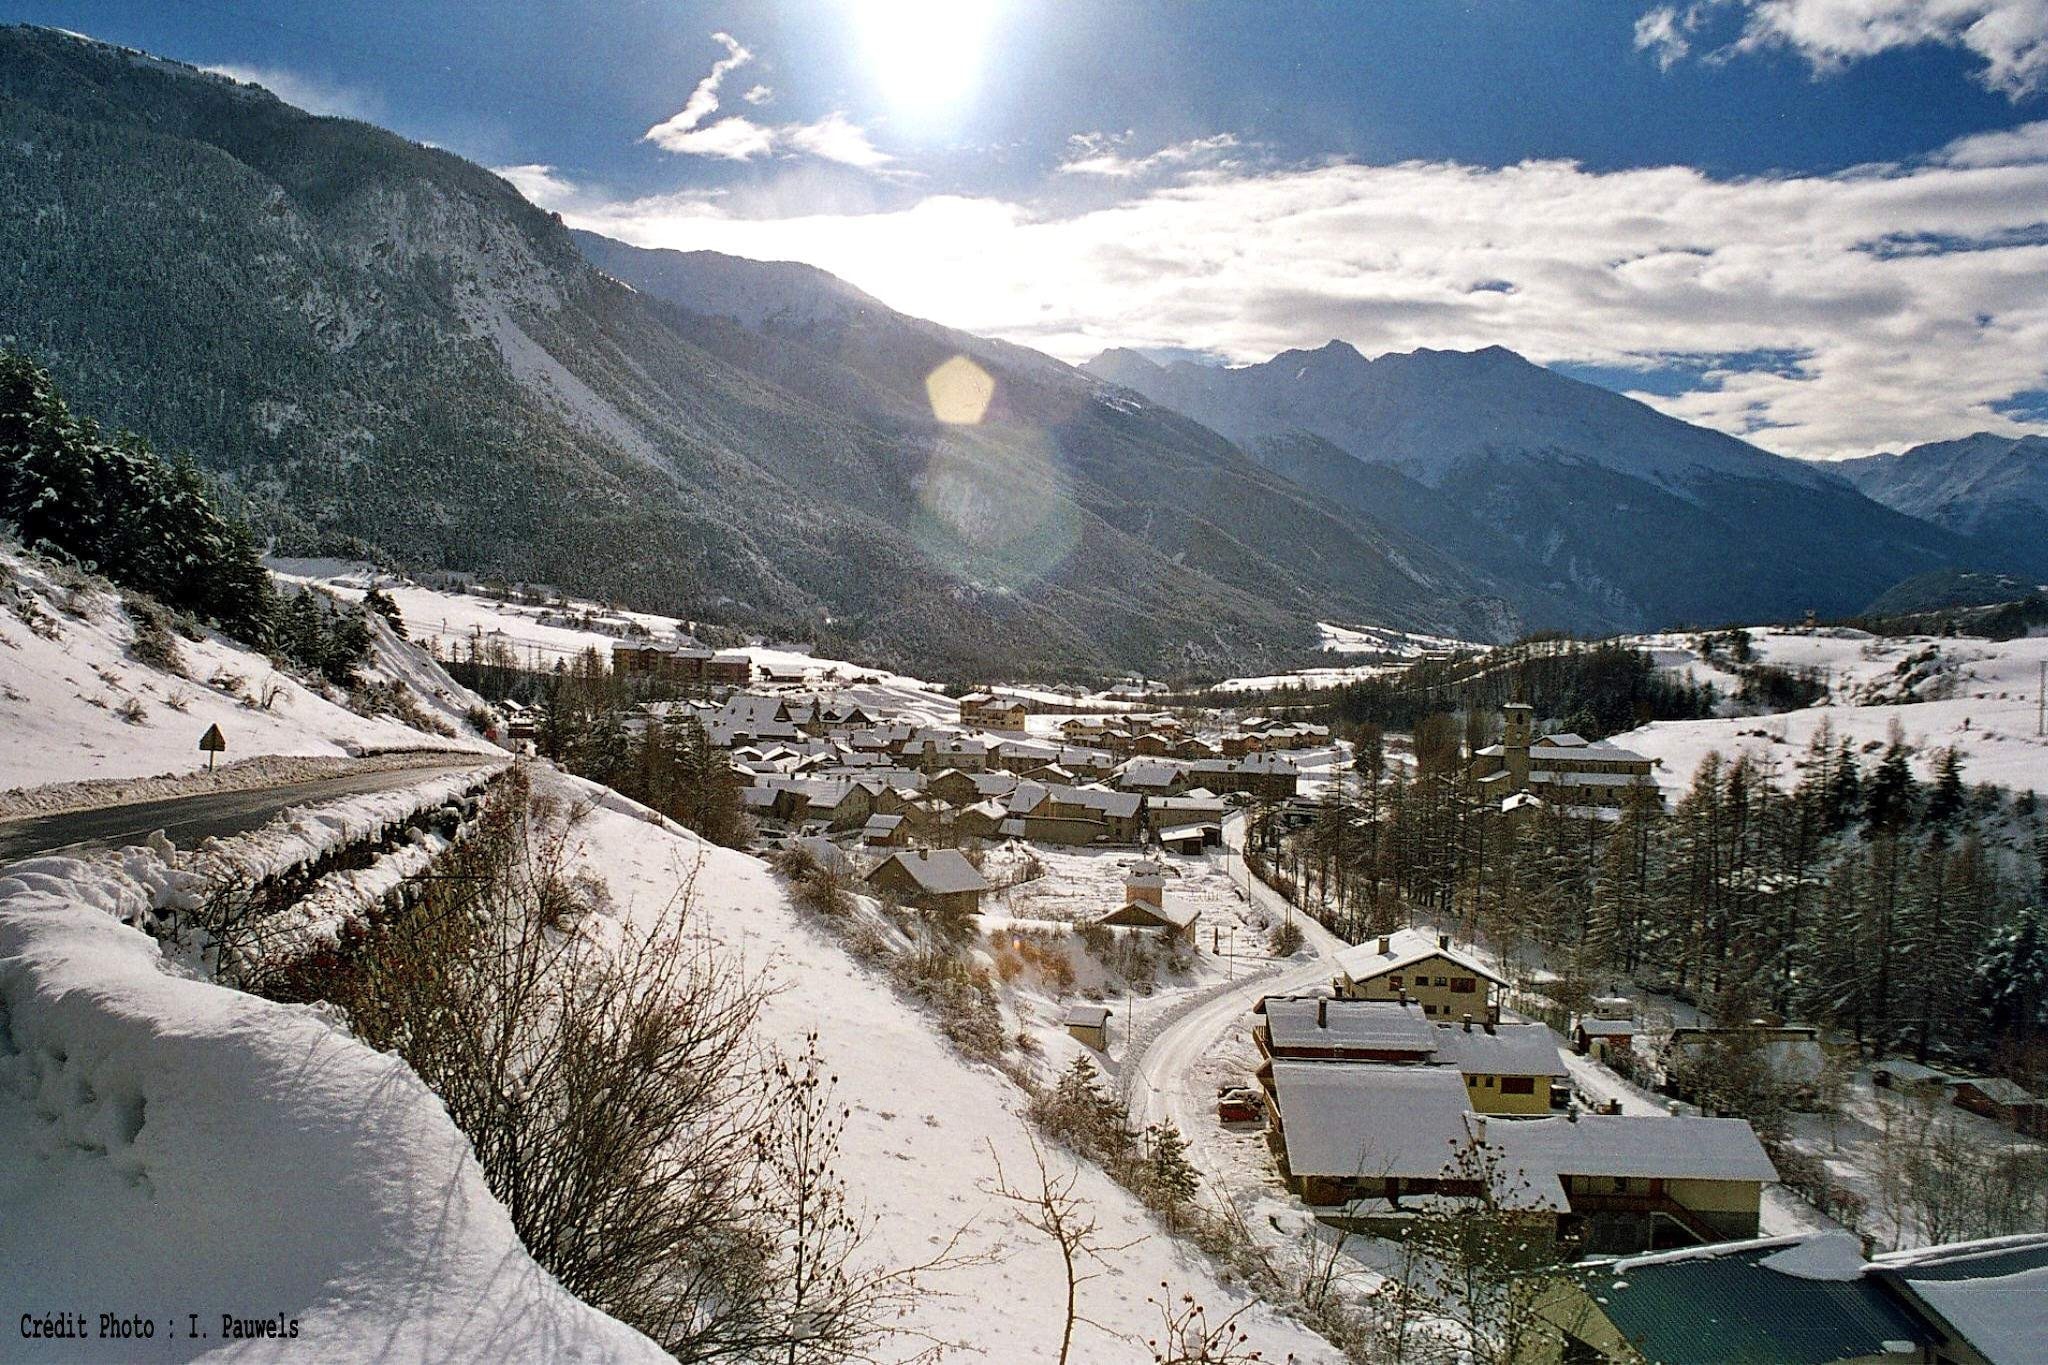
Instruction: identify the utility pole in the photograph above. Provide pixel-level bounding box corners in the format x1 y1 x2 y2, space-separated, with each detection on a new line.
2038 660 2045 738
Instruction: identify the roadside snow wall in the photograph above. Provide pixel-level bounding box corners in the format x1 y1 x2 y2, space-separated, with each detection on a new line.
0 843 665 1363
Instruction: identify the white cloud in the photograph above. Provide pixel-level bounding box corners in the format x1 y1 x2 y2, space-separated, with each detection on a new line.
1058 131 1242 178
202 63 384 121
783 111 894 168
518 127 2048 461
643 34 891 168
1640 0 2048 98
643 31 756 152
1941 116 2048 162
1633 7 1696 68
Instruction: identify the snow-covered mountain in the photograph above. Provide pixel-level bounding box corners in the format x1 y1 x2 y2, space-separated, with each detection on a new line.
1086 343 1986 633
1835 433 2048 577
1088 342 1823 493
0 25 1519 679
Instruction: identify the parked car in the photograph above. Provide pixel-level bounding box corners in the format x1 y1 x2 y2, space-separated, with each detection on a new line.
1217 1085 1264 1123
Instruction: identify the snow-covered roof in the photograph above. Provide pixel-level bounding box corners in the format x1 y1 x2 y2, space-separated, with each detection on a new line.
1268 1062 1473 1181
1065 1004 1112 1028
1262 997 1436 1055
1870 1236 2048 1365
1333 928 1505 988
1429 1021 1566 1076
867 849 990 896
1574 1016 1640 1037
1155 822 1219 843
1953 1076 2037 1105
1483 1113 1778 1211
862 814 903 833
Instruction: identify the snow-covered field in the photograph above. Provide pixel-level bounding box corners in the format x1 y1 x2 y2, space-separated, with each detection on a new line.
1317 622 1478 657
0 545 495 799
1610 628 2048 796
269 560 968 727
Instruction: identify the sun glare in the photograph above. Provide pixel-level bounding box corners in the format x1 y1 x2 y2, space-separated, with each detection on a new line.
853 0 999 113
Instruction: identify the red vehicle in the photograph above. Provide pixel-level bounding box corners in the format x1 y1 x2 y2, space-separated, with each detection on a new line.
1216 1085 1264 1123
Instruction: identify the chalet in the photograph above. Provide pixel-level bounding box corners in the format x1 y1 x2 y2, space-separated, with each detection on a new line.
1572 1015 1640 1061
612 641 717 682
1331 928 1505 1022
927 768 1020 807
705 652 753 685
1254 997 1563 1113
863 849 990 916
1091 897 1197 940
958 692 1029 731
1950 1077 2045 1135
952 798 1010 842
861 813 907 847
1467 703 1661 814
1873 1059 1954 1097
1255 997 1438 1063
1486 1113 1778 1252
1187 754 1299 800
1264 1060 1776 1251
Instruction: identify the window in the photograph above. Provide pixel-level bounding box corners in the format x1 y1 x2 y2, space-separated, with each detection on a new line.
1482 1076 1494 1088
1612 1177 1631 1192
1501 1076 1536 1096
1451 976 1476 993
1387 975 1402 989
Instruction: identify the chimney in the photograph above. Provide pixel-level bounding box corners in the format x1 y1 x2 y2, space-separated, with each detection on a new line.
1317 999 1328 1029
1666 1101 1683 1117
1472 1116 1487 1145
1398 989 1408 1007
1462 1013 1473 1033
1438 933 1450 950
1378 936 1390 954
1483 1019 1496 1036
1567 1107 1579 1123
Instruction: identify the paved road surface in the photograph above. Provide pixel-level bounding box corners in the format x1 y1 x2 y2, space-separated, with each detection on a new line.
0 759 500 864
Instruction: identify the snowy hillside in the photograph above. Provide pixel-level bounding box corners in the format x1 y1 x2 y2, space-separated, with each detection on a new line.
1610 627 2048 797
0 543 495 804
270 560 972 727
564 778 1338 1362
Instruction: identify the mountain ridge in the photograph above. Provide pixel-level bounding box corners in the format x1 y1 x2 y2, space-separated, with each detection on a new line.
1085 340 1987 633
0 24 1515 679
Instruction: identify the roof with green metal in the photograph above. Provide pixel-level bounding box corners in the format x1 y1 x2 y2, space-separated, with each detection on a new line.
1586 1236 1929 1365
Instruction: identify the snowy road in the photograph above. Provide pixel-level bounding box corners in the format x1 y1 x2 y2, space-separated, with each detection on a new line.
1126 811 1352 1140
0 757 499 862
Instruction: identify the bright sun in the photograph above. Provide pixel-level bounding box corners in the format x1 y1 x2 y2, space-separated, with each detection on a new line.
853 0 1000 113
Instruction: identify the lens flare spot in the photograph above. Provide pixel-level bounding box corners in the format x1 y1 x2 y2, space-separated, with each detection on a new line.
925 355 995 425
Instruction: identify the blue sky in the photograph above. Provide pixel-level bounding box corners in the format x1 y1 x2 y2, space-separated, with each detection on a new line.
10 1 2048 458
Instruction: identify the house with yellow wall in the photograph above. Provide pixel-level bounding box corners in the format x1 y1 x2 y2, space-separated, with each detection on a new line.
1333 927 1506 1022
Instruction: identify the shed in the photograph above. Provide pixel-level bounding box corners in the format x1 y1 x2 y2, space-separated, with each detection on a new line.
1064 1003 1112 1052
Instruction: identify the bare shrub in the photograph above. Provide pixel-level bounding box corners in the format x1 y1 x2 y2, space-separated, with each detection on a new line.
113 696 148 725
